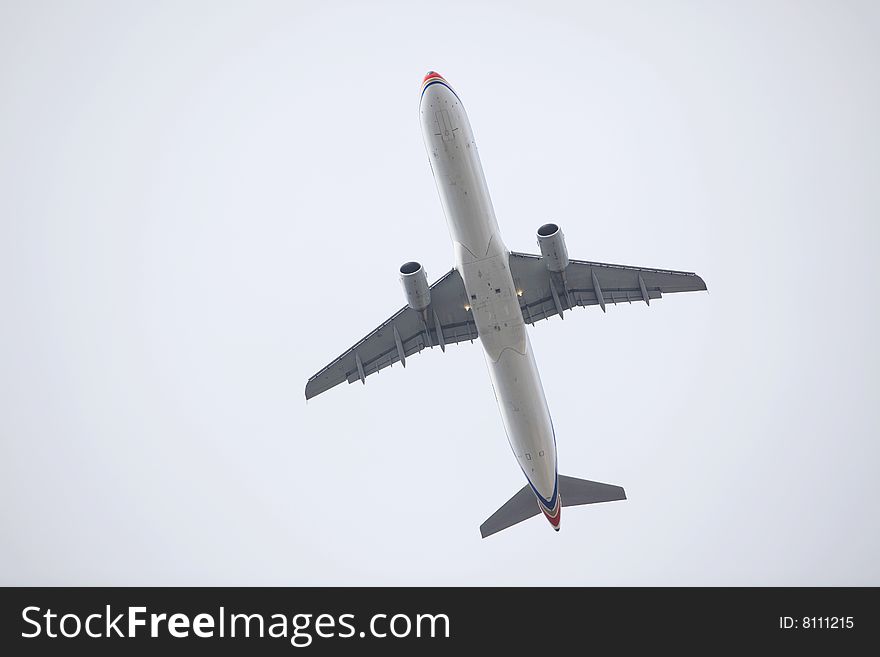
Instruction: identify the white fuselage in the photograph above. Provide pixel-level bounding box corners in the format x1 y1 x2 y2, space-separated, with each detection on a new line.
420 75 560 522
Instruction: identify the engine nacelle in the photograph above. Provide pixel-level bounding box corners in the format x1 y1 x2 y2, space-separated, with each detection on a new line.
399 261 431 311
536 223 569 272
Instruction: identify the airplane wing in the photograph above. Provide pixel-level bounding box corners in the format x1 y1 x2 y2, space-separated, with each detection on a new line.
508 251 706 323
305 269 477 399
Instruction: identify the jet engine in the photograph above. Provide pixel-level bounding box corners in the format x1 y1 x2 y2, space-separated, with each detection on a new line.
536 223 569 272
399 261 431 311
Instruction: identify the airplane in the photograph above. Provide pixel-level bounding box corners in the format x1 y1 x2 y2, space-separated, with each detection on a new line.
305 71 707 538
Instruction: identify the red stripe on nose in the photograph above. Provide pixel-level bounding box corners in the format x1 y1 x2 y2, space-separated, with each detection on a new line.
423 71 445 83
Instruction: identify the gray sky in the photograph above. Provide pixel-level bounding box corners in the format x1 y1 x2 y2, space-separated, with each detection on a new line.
2 0 878 585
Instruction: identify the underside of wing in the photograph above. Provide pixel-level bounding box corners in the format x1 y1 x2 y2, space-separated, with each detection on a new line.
305 268 476 399
509 251 706 324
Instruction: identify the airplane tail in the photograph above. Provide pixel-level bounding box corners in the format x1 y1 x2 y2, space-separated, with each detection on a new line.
479 475 626 538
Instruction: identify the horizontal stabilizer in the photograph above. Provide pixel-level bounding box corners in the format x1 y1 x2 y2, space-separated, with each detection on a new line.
480 475 626 538
558 475 627 506
479 484 541 539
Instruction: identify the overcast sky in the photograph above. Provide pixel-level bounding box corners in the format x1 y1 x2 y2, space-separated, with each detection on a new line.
2 1 878 585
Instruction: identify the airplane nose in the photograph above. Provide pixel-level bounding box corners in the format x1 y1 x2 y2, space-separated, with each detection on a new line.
423 70 444 82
